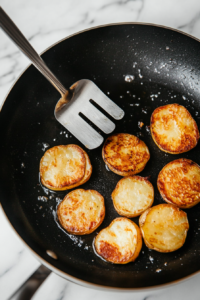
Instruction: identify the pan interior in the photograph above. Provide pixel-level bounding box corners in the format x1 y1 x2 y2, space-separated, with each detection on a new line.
1 24 200 289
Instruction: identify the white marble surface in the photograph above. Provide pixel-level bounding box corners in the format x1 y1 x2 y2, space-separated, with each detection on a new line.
0 208 40 300
1 0 200 299
31 272 200 300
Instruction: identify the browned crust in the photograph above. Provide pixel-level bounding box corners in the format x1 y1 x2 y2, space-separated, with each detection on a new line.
139 204 189 253
150 103 199 154
111 176 154 217
157 158 200 208
57 189 105 235
98 241 126 262
78 150 92 185
94 218 142 264
102 133 150 176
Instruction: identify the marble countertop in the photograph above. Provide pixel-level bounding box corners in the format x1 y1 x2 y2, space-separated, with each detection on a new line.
1 0 200 299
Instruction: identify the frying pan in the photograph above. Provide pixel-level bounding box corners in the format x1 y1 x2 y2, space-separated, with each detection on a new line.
1 23 200 291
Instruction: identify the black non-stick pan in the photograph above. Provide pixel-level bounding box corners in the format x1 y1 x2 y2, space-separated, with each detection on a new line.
1 23 200 291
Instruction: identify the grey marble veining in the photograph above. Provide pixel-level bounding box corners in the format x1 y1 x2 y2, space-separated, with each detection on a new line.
1 0 200 299
0 208 40 300
1 0 200 107
31 272 200 300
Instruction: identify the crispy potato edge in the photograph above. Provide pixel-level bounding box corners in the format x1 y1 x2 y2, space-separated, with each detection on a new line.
111 176 154 217
157 158 200 209
139 204 189 253
57 189 105 235
40 145 92 191
102 134 150 176
150 104 199 154
94 217 142 264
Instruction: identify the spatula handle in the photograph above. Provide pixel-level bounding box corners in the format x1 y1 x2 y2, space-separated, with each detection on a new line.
0 7 67 96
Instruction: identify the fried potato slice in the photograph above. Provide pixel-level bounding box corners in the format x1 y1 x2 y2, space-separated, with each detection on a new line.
139 204 189 252
150 103 199 154
40 145 92 191
112 176 154 218
57 189 105 235
102 133 150 176
157 158 200 208
65 150 92 189
94 218 142 264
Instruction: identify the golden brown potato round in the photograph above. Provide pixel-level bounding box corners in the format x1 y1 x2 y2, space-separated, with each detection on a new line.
150 103 199 154
94 217 142 264
139 204 189 253
102 133 150 176
66 150 92 189
111 176 154 218
40 145 92 191
57 189 105 235
157 158 200 209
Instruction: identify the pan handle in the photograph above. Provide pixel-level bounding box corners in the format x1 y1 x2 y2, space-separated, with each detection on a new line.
0 7 67 96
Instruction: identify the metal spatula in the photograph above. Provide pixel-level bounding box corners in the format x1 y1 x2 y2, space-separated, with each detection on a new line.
0 7 124 149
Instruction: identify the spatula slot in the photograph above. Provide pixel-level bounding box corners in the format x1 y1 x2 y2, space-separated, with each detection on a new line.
89 99 116 121
79 112 102 135
81 101 115 134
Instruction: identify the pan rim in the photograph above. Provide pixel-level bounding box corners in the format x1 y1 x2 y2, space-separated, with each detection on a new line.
2 202 200 292
1 21 200 112
1 22 200 291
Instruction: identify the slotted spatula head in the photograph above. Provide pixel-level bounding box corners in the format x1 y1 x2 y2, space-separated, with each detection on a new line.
55 79 124 149
0 7 124 149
